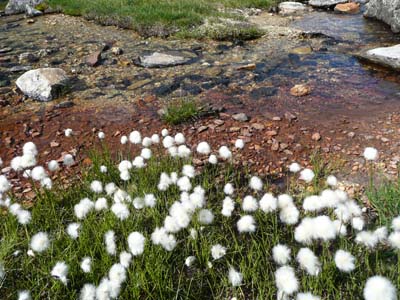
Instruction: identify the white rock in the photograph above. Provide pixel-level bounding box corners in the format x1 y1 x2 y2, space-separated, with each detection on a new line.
16 68 69 102
363 44 400 70
279 2 307 15
365 0 400 33
309 0 347 7
135 52 190 68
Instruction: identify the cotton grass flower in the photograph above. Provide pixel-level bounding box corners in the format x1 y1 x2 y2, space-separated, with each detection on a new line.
64 128 73 137
289 162 301 173
23 142 38 156
363 276 396 300
272 244 291 265
18 290 31 300
98 131 105 139
182 165 195 178
174 133 185 145
259 193 277 213
80 284 96 300
351 217 365 231
90 180 103 193
151 134 160 144
198 209 214 224
128 232 145 256
235 139 245 149
16 209 31 225
163 136 175 148
237 215 256 233
111 203 130 220
74 198 94 220
222 196 235 217
129 130 141 144
391 216 400 231
140 148 152 160
356 231 378 248
296 248 320 276
120 135 128 144
211 244 226 260
275 266 298 295
185 256 196 267
119 251 132 268
249 176 263 191
0 175 10 193
178 145 191 158
104 230 117 255
142 137 152 147
177 176 192 192
326 175 338 187
388 231 400 249
363 147 378 161
51 261 68 285
30 232 50 253
48 160 59 172
197 142 211 155
100 165 107 173
334 250 355 273
161 128 169 137
296 293 320 300
279 205 300 225
223 183 234 195
228 267 243 287
218 146 232 160
80 257 92 273
63 154 75 166
242 195 258 212
31 166 47 181
208 154 218 164
20 154 36 169
66 223 80 239
132 156 145 168
299 168 315 183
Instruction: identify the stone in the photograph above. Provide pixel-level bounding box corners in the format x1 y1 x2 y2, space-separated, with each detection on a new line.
16 68 70 102
360 45 400 70
232 113 249 122
290 84 311 97
111 47 123 56
312 132 321 141
365 0 400 33
86 50 102 67
5 0 43 15
10 65 32 72
309 0 347 8
18 52 38 63
135 52 191 68
334 2 360 14
25 4 42 17
236 63 256 70
0 47 13 54
278 2 307 15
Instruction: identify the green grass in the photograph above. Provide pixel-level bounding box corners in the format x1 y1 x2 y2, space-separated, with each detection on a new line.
0 141 400 299
46 0 278 38
161 98 202 125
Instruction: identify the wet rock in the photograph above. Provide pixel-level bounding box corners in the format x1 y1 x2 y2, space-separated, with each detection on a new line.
25 4 42 17
309 0 347 8
250 86 278 99
86 50 102 67
5 0 43 15
278 2 307 15
365 0 400 33
290 84 311 97
18 52 38 63
284 112 297 121
10 65 32 72
334 2 360 14
360 45 400 70
236 63 256 70
54 100 74 109
134 52 191 68
16 68 70 102
111 47 123 56
290 46 312 55
0 47 13 54
232 113 249 122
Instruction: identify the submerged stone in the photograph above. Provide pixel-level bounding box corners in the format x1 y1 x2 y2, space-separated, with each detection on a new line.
16 68 70 101
135 52 191 68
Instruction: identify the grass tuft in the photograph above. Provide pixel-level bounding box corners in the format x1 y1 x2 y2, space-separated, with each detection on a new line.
161 98 202 125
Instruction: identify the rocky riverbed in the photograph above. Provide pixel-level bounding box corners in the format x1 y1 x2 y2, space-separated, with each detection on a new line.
1 3 400 192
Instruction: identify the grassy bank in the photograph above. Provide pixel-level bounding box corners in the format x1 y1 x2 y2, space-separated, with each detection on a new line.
0 132 400 299
46 0 278 38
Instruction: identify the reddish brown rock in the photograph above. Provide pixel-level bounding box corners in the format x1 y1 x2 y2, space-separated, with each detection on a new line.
290 84 311 97
334 2 360 14
86 50 102 67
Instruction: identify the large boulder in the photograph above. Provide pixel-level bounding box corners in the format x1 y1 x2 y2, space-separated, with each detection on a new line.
309 0 347 8
364 0 400 33
5 0 43 15
359 44 400 70
16 68 70 102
